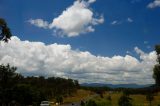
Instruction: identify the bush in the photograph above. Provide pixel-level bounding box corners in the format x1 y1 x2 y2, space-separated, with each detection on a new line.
118 94 132 106
86 100 97 106
55 96 63 104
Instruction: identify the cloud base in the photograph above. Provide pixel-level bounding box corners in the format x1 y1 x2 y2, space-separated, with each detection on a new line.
0 36 157 84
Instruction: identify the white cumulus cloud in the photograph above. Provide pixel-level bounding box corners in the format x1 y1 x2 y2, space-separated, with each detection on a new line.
147 0 160 8
28 0 104 37
0 36 157 84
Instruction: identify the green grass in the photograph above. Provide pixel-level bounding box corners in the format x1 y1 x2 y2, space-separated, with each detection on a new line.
91 92 160 106
62 89 93 103
50 89 93 106
50 90 160 106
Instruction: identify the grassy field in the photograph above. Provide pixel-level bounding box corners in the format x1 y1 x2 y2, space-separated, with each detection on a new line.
63 89 94 103
50 89 94 105
91 92 160 106
50 90 160 106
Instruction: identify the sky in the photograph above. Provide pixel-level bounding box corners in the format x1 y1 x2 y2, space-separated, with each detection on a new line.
0 0 160 84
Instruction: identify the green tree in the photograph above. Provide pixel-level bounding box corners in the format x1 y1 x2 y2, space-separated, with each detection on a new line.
86 100 97 106
153 45 160 86
0 64 20 89
13 84 33 105
107 95 112 101
55 96 63 104
118 93 132 106
0 64 79 105
80 100 85 106
0 64 21 105
155 45 160 64
0 18 12 42
146 91 154 106
13 84 45 105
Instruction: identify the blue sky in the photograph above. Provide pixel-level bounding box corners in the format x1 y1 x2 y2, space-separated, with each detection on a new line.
0 0 160 84
1 0 160 56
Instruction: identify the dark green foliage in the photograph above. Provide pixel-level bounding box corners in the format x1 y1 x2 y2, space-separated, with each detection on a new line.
107 95 112 101
0 64 18 88
118 92 132 106
155 45 160 53
80 100 85 106
153 65 160 86
86 100 97 106
0 64 23 105
0 64 79 105
0 18 12 42
146 91 154 106
13 84 36 105
153 45 160 86
55 96 63 104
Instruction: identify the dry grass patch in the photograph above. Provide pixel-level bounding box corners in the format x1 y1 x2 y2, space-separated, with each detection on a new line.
63 89 94 103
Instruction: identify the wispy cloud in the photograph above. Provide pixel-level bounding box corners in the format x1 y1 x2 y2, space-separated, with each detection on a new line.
147 46 151 49
144 41 148 44
111 20 122 25
111 17 133 25
131 0 142 4
28 19 49 29
88 0 96 4
126 51 132 55
147 0 160 8
0 36 157 84
127 17 133 23
144 41 152 49
28 0 104 37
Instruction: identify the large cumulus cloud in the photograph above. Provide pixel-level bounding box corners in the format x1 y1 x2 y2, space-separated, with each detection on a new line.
0 36 157 84
28 0 104 37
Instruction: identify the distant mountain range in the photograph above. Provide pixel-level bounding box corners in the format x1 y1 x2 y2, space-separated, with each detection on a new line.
81 83 152 88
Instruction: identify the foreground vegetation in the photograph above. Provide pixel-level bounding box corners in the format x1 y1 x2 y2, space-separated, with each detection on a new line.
87 91 160 106
0 64 79 105
47 87 160 106
62 89 93 104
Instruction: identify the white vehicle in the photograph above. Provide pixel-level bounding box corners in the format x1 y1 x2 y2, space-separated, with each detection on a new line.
40 101 50 106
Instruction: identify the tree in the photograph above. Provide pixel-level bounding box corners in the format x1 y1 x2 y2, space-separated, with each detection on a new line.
155 45 160 64
55 96 63 104
0 64 79 105
118 93 132 106
107 95 112 101
153 45 160 86
86 100 97 106
0 64 19 88
0 64 21 105
107 95 112 106
0 18 12 42
80 100 85 106
146 91 154 106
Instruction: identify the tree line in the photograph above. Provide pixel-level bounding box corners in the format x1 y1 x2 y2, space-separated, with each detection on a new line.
0 64 79 106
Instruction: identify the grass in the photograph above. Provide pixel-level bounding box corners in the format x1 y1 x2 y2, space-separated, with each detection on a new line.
91 92 160 106
50 89 93 106
50 90 160 106
91 92 122 106
63 89 93 103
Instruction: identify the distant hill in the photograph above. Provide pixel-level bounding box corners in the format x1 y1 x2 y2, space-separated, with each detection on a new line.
81 83 152 88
